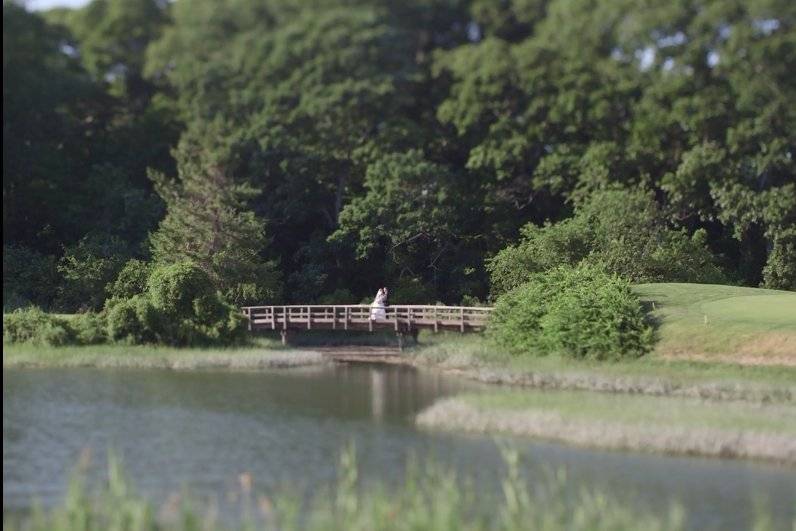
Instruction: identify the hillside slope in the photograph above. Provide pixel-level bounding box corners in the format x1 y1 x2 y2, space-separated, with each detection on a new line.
634 283 796 366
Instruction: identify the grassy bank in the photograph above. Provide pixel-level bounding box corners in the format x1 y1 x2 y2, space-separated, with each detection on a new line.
417 390 796 463
407 283 796 402
635 283 796 365
2 338 326 370
409 332 796 403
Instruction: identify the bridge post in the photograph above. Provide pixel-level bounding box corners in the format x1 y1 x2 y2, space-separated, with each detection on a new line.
280 329 289 345
460 307 465 333
396 332 404 352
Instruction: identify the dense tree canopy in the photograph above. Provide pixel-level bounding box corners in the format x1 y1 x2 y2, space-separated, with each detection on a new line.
3 0 795 312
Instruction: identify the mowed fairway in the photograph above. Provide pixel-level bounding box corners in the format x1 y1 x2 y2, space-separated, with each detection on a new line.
634 283 796 366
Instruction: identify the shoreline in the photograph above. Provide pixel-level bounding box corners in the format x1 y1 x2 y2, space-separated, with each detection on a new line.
414 362 795 404
5 340 794 403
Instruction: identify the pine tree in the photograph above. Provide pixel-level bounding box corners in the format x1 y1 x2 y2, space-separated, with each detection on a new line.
149 125 281 305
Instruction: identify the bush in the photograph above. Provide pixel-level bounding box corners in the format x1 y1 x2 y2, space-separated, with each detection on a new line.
69 312 107 345
3 307 72 346
489 265 653 360
55 234 130 312
106 259 151 300
146 262 214 316
106 295 157 345
762 228 796 291
105 261 246 346
5 262 246 348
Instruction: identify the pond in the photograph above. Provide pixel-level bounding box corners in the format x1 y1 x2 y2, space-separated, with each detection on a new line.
3 364 795 529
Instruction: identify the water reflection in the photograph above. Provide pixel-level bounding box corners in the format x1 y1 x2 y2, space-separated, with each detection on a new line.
371 368 385 420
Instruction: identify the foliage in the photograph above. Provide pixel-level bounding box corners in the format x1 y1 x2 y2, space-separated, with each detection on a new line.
105 295 155 344
3 0 796 309
55 233 131 312
762 228 796 291
3 306 108 347
3 245 60 311
107 259 152 300
106 262 246 346
3 307 72 346
388 277 435 305
488 189 726 297
489 265 653 360
149 125 282 306
68 311 107 345
333 150 485 301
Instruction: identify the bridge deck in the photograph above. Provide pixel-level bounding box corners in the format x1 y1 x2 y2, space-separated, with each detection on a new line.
241 305 492 334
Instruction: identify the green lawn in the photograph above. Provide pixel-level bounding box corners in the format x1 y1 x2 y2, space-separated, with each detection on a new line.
633 283 796 364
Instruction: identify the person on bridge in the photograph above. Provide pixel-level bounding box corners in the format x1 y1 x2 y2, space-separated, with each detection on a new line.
370 288 388 320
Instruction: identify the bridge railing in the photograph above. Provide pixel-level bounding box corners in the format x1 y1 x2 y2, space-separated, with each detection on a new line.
240 304 493 333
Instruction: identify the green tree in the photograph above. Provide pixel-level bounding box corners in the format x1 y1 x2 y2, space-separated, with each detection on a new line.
333 150 487 301
149 124 281 306
488 188 726 297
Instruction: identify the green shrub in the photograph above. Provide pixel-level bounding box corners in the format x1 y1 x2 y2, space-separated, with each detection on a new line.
762 228 796 291
3 307 72 346
69 312 107 345
146 262 214 316
106 259 151 300
105 262 246 346
538 278 653 360
55 233 130 312
106 296 151 344
489 265 653 360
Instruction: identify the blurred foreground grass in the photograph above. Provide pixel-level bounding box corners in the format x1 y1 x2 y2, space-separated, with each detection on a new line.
3 448 697 531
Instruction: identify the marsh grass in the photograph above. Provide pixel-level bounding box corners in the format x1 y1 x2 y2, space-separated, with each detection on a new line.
418 392 796 462
2 337 326 370
464 390 796 435
4 448 692 531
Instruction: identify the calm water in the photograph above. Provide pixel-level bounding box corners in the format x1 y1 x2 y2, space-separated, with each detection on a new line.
3 365 795 530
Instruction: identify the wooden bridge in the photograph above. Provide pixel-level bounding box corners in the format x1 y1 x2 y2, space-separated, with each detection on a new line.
241 305 493 346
